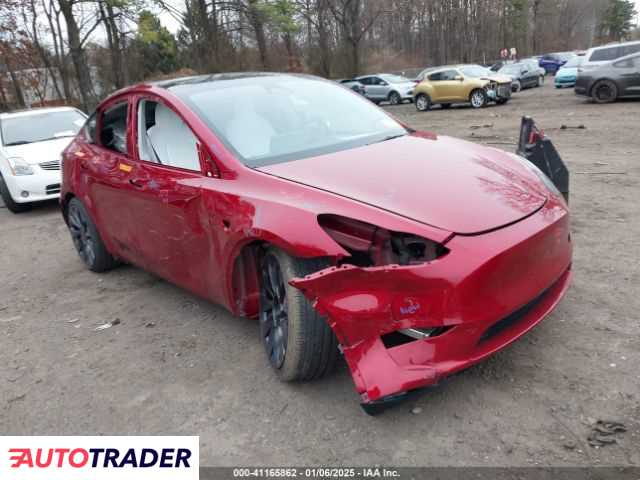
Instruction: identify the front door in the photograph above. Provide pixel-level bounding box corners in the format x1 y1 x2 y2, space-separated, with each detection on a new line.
618 56 640 96
129 97 216 298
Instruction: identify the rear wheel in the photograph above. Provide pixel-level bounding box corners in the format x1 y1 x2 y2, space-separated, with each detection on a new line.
469 89 487 108
0 174 31 214
591 80 618 104
259 247 339 382
415 94 431 112
66 198 119 272
388 91 401 105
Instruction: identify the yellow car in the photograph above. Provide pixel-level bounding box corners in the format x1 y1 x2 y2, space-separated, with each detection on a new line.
414 65 513 111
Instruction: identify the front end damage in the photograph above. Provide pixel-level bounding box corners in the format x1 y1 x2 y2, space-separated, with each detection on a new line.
291 195 572 414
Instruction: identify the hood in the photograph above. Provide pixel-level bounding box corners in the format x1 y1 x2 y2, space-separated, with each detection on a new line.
481 74 512 84
2 137 75 165
557 67 578 77
258 134 548 235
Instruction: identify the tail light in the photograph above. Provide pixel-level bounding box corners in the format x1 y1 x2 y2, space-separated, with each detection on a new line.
318 214 448 267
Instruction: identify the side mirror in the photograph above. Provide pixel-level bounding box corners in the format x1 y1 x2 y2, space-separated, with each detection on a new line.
454 75 464 81
522 69 529 74
380 81 388 86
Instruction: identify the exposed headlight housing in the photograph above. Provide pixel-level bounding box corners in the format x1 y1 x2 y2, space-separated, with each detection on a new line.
318 214 449 267
7 157 34 176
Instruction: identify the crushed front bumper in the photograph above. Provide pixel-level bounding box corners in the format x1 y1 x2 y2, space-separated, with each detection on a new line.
291 197 572 409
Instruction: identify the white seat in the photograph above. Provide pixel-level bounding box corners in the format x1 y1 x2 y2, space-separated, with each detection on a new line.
147 103 200 171
225 99 275 159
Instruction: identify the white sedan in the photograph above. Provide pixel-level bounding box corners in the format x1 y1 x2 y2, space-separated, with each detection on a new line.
0 107 86 213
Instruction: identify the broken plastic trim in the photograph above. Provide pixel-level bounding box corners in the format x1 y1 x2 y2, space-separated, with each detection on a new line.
381 327 452 349
318 214 449 267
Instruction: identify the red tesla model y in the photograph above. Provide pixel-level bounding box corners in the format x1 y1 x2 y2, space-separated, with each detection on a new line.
60 73 572 413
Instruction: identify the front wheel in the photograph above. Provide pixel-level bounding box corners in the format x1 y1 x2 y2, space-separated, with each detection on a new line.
591 80 618 104
469 89 487 108
0 174 31 214
66 198 119 272
388 91 401 105
259 247 339 382
415 94 431 112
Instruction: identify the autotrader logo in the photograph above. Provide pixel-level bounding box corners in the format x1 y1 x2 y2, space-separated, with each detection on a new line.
1 436 199 480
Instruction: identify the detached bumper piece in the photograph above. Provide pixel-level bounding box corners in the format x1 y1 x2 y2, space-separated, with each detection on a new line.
517 116 569 202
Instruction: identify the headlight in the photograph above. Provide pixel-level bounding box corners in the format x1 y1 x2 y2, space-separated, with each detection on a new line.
318 214 449 267
7 157 34 176
508 152 562 198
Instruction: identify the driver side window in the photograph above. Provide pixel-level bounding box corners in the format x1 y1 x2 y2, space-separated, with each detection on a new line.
137 99 201 172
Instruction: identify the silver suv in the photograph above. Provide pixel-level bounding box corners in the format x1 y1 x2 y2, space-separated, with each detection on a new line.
354 74 416 105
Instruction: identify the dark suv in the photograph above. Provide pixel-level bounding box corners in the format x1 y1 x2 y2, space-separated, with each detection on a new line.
575 52 640 103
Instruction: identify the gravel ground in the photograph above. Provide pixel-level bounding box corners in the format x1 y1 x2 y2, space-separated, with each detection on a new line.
1 81 638 466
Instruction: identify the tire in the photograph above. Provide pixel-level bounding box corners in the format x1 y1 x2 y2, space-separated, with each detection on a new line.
441 103 452 109
415 93 431 112
388 91 401 105
259 247 339 382
0 174 31 213
512 80 522 93
469 89 487 108
591 79 618 104
66 198 119 272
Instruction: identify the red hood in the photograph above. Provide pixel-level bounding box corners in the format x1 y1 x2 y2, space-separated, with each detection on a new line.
258 133 548 235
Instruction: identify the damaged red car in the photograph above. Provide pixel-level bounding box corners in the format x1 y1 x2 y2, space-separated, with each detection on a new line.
61 73 572 413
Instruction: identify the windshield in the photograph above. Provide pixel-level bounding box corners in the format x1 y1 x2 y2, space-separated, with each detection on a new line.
380 74 410 83
460 66 492 78
499 64 522 74
562 56 583 68
174 76 408 167
1 110 86 146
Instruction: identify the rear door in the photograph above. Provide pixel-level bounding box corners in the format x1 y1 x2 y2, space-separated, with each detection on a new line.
80 98 146 263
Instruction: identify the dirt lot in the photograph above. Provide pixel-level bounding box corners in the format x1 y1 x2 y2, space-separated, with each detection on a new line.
1 81 639 467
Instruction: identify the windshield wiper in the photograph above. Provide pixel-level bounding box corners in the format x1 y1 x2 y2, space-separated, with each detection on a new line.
4 140 32 146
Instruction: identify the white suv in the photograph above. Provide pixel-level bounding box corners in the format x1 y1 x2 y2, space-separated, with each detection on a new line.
0 107 86 213
581 41 640 72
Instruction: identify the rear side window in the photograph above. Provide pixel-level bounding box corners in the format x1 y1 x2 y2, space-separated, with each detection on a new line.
358 77 372 86
84 112 97 144
621 44 640 56
100 102 128 155
590 46 621 62
429 70 457 81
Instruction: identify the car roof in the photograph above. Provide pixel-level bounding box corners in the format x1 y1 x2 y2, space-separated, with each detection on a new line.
0 106 79 119
587 40 640 52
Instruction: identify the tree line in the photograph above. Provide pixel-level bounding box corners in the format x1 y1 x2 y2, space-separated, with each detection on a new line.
1 0 638 112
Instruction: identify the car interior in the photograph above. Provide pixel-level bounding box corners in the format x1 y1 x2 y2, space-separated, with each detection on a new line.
137 100 201 171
